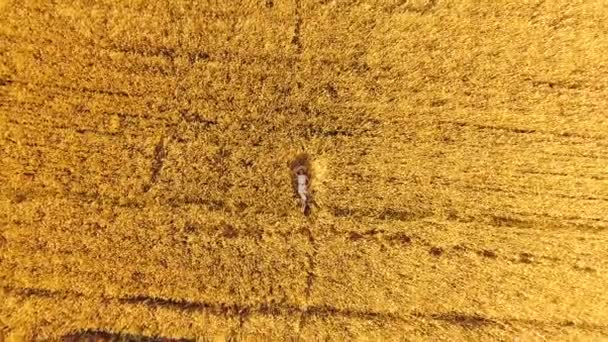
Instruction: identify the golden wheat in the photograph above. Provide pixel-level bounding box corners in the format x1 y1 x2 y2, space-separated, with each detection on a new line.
1 0 608 340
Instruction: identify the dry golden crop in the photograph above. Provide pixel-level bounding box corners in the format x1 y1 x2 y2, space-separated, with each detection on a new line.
1 0 608 340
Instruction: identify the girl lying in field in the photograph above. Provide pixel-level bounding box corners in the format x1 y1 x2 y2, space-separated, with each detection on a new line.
290 153 312 215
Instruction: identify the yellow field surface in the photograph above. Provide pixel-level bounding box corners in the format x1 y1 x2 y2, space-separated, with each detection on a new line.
1 0 608 340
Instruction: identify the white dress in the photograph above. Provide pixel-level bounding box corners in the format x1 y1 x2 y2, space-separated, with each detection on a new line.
297 173 308 204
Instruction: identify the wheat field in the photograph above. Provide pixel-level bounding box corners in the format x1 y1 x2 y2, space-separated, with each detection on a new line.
1 0 608 340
